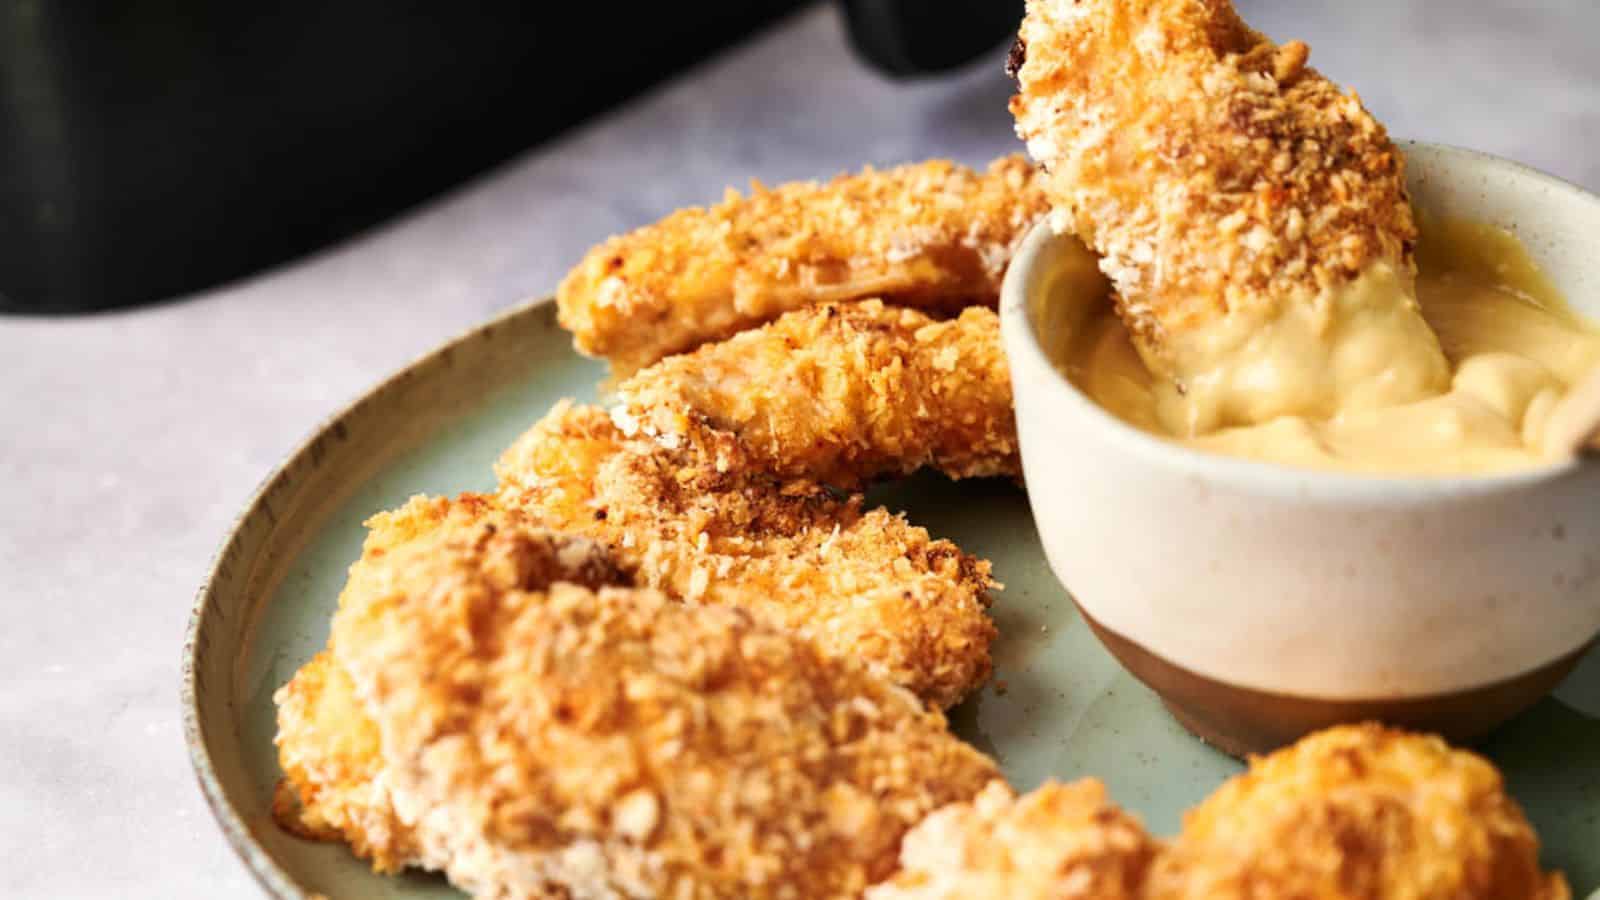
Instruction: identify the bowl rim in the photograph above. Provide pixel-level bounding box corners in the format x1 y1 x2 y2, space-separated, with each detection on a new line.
999 140 1597 504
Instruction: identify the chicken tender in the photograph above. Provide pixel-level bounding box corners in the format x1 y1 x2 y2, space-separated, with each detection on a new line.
867 779 1158 900
495 402 997 709
558 156 1049 375
277 324 1006 866
1147 723 1569 900
1010 0 1450 431
319 512 1000 899
273 494 631 871
616 299 1016 488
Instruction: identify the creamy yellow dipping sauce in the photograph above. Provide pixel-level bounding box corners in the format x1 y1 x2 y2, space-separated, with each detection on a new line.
1047 219 1600 475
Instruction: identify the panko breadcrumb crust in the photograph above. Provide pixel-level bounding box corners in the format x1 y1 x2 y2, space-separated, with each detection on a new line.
274 651 401 862
617 300 1016 488
1010 0 1418 373
557 156 1049 375
274 496 632 873
869 726 1567 900
495 402 997 710
306 510 1000 899
277 305 1013 877
867 779 1159 900
1148 723 1569 900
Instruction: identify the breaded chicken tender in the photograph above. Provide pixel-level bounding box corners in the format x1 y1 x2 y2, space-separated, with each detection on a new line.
868 780 1159 900
495 402 997 709
616 299 1016 488
277 312 1007 866
1010 0 1450 430
274 495 631 871
1147 723 1569 900
316 511 1000 899
558 156 1050 375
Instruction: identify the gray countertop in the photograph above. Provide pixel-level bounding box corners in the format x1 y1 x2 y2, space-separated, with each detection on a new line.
3 3 1597 895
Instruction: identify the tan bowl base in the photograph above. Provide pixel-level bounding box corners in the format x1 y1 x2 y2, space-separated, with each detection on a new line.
1077 604 1592 759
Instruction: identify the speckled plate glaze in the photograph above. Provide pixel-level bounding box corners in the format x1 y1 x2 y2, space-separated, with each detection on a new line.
184 297 1600 899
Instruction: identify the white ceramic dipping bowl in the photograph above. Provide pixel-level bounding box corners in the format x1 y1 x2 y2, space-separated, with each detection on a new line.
1000 142 1600 757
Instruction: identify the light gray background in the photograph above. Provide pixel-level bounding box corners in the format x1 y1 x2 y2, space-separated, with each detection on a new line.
3 3 1597 895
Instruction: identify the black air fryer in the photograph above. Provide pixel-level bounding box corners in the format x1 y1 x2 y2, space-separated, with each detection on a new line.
0 0 1021 313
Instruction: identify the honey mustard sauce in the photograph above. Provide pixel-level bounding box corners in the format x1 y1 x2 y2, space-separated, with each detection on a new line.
1046 218 1600 475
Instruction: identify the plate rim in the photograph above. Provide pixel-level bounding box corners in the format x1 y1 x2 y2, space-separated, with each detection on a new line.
180 293 560 900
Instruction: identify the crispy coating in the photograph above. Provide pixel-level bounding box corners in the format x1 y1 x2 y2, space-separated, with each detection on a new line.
273 495 631 871
557 156 1050 375
274 651 409 868
867 780 1159 900
276 319 1006 870
1010 0 1420 371
615 300 1017 489
495 402 997 709
1147 723 1569 900
324 514 999 899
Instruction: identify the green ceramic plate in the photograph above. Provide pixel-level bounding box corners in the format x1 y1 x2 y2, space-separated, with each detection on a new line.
184 298 1600 899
